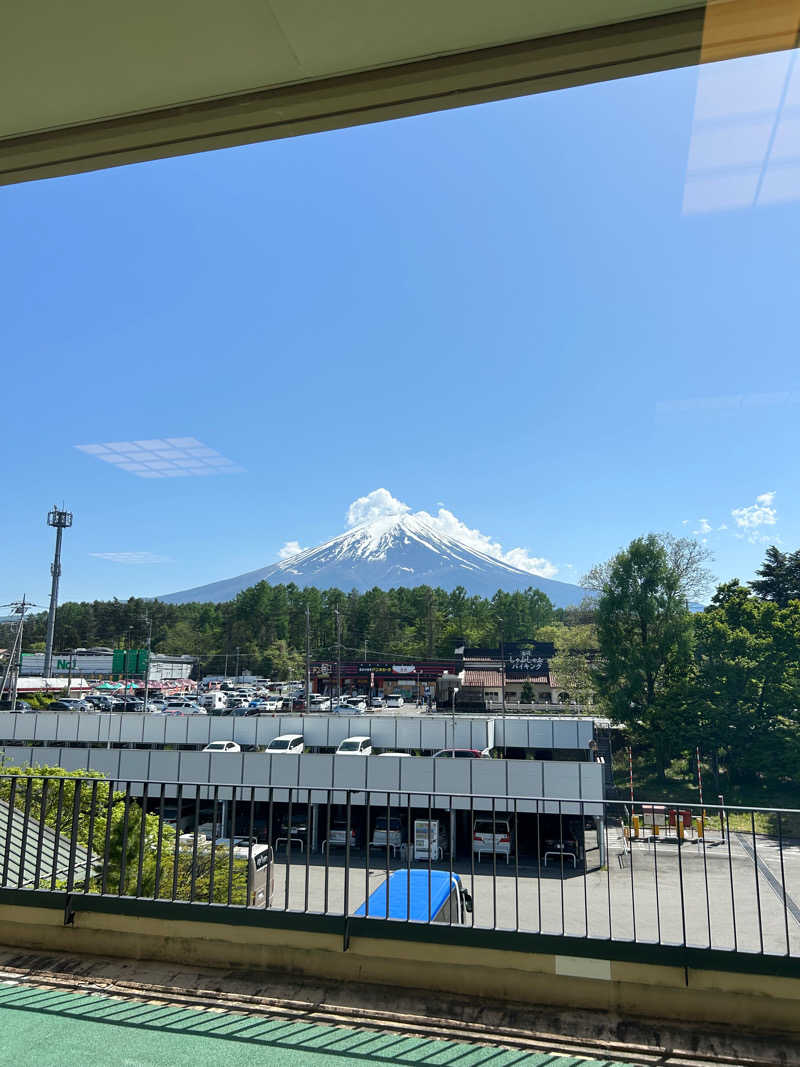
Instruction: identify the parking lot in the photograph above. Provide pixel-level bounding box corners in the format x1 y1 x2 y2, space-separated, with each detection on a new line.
265 824 800 957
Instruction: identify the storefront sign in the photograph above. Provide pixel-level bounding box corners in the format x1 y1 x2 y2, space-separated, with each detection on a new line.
392 664 416 674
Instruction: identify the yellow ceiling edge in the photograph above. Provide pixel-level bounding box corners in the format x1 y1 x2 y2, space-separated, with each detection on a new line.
0 5 794 186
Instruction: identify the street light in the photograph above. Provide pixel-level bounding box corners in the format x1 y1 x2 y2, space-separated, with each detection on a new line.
451 686 460 738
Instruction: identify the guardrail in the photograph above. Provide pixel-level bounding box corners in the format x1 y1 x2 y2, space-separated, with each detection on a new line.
0 773 797 960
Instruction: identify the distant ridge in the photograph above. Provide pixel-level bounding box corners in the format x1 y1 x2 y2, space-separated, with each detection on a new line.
159 513 590 607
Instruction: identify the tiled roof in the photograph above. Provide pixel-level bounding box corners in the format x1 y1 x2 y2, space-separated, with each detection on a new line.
463 670 503 687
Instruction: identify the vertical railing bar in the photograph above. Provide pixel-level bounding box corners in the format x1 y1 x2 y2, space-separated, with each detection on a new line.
100 779 115 897
18 778 33 889
323 793 331 915
726 807 737 952
171 784 183 902
2 777 18 888
154 784 165 901
209 785 219 905
304 794 311 915
34 777 50 891
189 785 200 903
653 814 661 945
628 802 637 943
365 789 371 917
246 786 255 909
558 800 565 937
267 787 275 906
284 788 293 912
514 797 520 934
118 784 132 897
50 778 66 891
65 780 82 896
751 810 764 956
427 793 433 925
676 808 686 949
136 781 149 899
84 779 99 894
228 787 237 907
581 801 588 939
536 802 542 934
604 803 612 941
491 797 497 931
777 812 790 957
385 792 391 922
699 807 711 949
448 793 454 928
406 791 412 925
344 790 352 918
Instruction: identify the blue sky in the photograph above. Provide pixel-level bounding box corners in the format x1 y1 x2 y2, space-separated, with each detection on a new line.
2 49 798 605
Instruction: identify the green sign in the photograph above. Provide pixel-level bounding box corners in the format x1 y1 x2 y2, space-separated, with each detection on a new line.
112 649 148 675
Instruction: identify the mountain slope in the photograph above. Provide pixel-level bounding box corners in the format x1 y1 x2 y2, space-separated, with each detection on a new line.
158 514 589 606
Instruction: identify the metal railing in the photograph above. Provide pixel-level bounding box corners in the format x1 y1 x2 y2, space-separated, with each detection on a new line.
0 772 798 959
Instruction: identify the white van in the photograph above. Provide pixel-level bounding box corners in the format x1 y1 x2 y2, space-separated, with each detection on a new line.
266 734 304 754
336 736 372 756
386 694 404 708
201 691 228 712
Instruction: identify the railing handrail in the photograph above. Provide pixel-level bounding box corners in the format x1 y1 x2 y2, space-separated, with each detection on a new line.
0 772 796 815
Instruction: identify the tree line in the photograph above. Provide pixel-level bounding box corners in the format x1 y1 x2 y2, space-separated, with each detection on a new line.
14 584 559 679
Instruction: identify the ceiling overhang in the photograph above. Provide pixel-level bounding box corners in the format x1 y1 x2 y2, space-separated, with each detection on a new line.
1 1 798 186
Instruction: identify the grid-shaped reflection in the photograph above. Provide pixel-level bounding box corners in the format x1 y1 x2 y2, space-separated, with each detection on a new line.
75 437 244 478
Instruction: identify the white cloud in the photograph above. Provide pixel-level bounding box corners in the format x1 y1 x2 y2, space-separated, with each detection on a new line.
346 488 410 527
731 491 777 543
693 518 712 535
346 489 558 579
278 540 307 560
90 551 172 564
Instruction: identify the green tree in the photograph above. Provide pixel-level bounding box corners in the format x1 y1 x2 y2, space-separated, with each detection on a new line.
520 681 534 704
586 534 697 777
749 546 800 607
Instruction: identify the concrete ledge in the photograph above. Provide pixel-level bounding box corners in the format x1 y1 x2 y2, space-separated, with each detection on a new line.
1 899 799 1034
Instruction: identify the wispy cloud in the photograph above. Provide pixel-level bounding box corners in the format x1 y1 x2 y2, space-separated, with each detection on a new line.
657 390 800 415
278 540 307 560
90 551 172 564
75 437 244 478
694 518 712 535
345 488 558 579
732 491 778 543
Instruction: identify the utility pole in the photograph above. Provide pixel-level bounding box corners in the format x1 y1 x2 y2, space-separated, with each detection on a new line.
498 617 506 758
305 605 311 713
334 607 342 704
43 505 73 679
1 597 30 712
143 613 152 711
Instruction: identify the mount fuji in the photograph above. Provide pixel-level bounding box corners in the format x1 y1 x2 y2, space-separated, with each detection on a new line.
158 513 588 607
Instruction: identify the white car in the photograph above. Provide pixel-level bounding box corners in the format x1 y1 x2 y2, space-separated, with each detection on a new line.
385 694 404 708
376 751 411 757
164 700 207 715
202 740 241 753
266 734 304 754
336 736 372 756
344 697 367 711
472 818 512 864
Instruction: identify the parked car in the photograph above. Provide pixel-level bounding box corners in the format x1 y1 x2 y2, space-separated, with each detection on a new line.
324 821 359 850
336 735 372 756
472 818 512 864
265 734 304 754
343 697 367 711
331 702 364 715
278 810 308 843
376 751 411 757
0 698 33 712
46 698 92 712
385 694 404 708
371 815 404 850
202 740 241 753
432 748 491 759
370 696 385 709
163 700 207 715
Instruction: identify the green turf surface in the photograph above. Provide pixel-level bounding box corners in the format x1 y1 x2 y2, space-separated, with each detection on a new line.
0 980 633 1066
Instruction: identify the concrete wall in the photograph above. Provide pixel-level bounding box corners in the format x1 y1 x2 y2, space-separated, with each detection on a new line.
0 745 604 813
1 898 798 1034
0 712 594 752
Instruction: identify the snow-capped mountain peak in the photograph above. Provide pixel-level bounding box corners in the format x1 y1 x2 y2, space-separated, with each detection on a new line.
158 513 588 606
